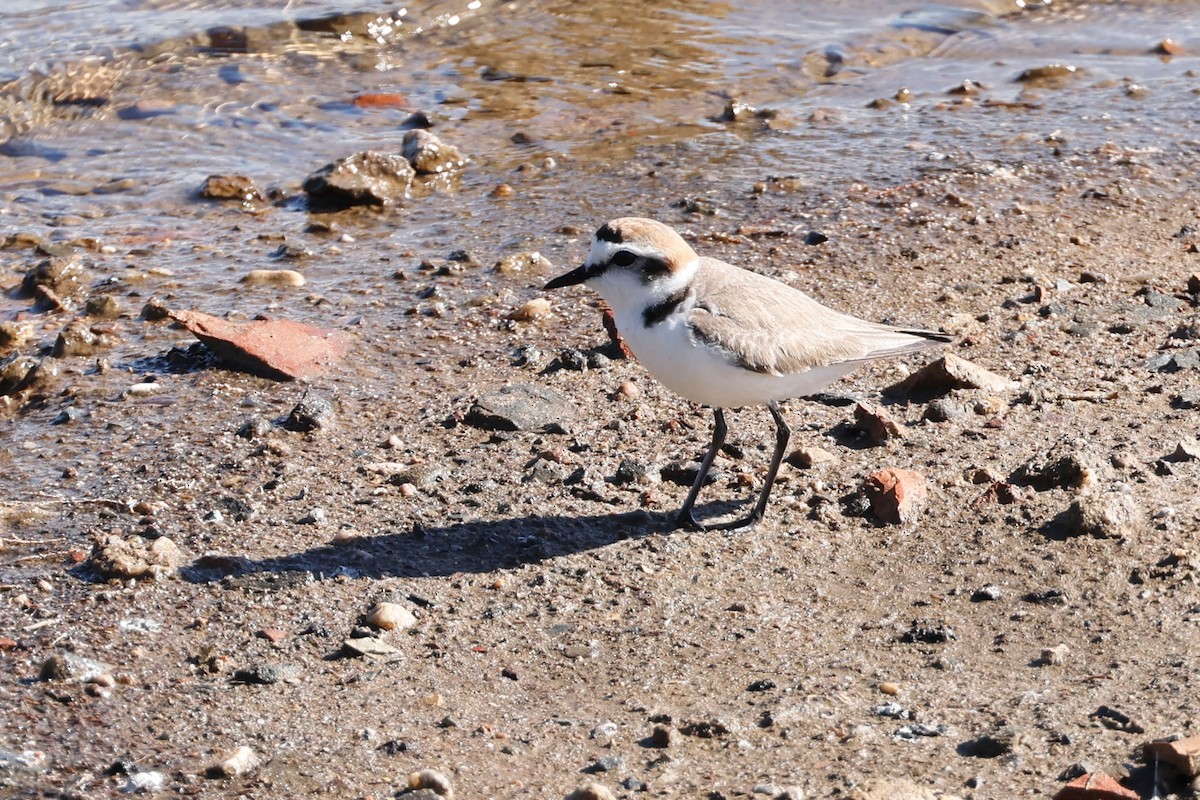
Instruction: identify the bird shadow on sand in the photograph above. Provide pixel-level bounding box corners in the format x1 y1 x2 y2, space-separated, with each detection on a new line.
179 503 744 585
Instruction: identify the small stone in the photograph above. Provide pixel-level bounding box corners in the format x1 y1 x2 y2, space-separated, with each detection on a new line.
1065 491 1144 539
863 468 928 524
879 681 901 696
508 297 551 321
466 383 577 432
923 397 969 423
123 770 165 793
241 269 306 287
590 722 618 739
1156 39 1184 56
200 174 261 202
854 402 905 443
408 768 454 799
564 781 617 800
85 295 122 319
39 652 113 682
297 507 326 525
900 619 955 644
616 380 639 400
786 446 838 469
1144 734 1200 777
286 393 336 432
1040 644 1070 666
402 129 467 175
887 354 1017 400
494 251 552 277
303 150 415 209
125 382 162 397
209 745 259 778
365 602 416 632
1011 438 1111 490
88 534 182 580
970 584 1002 602
342 637 401 657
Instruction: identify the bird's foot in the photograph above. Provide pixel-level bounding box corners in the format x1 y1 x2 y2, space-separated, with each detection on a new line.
673 510 706 532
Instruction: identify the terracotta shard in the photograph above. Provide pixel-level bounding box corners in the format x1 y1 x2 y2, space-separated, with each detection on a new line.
170 309 346 381
863 467 929 524
1053 771 1138 800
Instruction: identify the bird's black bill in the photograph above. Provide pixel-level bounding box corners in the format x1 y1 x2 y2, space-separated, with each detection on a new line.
543 263 594 290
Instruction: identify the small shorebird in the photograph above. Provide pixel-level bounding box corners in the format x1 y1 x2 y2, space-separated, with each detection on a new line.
544 217 950 531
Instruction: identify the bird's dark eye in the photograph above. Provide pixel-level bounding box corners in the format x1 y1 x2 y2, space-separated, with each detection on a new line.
611 250 637 267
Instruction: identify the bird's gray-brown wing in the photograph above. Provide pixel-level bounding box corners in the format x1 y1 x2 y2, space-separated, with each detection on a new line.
687 257 948 376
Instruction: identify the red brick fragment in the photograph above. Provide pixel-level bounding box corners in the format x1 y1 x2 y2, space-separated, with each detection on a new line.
170 309 346 381
1054 772 1138 800
863 468 928 523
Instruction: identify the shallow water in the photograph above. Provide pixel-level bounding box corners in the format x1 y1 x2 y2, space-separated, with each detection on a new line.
1 0 1199 493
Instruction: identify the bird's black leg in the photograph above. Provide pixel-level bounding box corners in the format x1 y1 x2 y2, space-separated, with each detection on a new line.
712 400 790 531
674 407 727 530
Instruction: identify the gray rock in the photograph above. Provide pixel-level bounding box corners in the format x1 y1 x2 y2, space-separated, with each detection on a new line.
39 652 113 682
1065 491 1144 539
402 129 467 175
923 397 969 422
303 151 415 209
199 174 262 203
1010 437 1111 490
286 392 335 432
466 383 577 432
887 354 1016 399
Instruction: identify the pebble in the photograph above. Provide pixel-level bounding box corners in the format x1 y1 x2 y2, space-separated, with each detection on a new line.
302 150 415 209
854 402 905 443
39 652 113 683
887 354 1017 399
286 393 336 431
494 251 552 277
124 770 165 793
590 722 618 739
408 768 455 798
125 382 162 397
616 379 639 399
879 681 901 696
342 637 400 657
648 725 674 748
88 534 182 580
210 745 259 778
923 397 969 423
970 584 1002 602
365 601 417 631
402 129 468 175
1144 734 1200 777
1040 644 1070 666
0 748 48 776
787 446 838 469
466 383 577 433
1011 437 1111 490
241 269 306 287
297 507 326 526
1167 439 1200 462
1065 491 1144 539
564 782 617 800
508 297 551 321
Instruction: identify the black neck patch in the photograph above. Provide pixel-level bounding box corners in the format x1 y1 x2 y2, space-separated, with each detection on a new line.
643 287 690 327
595 223 623 244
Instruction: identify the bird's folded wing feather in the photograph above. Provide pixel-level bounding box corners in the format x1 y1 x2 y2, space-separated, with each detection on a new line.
688 258 946 375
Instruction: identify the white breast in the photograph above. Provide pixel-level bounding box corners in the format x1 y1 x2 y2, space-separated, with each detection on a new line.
609 301 854 409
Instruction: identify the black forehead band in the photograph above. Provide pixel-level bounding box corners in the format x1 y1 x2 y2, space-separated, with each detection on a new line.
595 223 623 244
